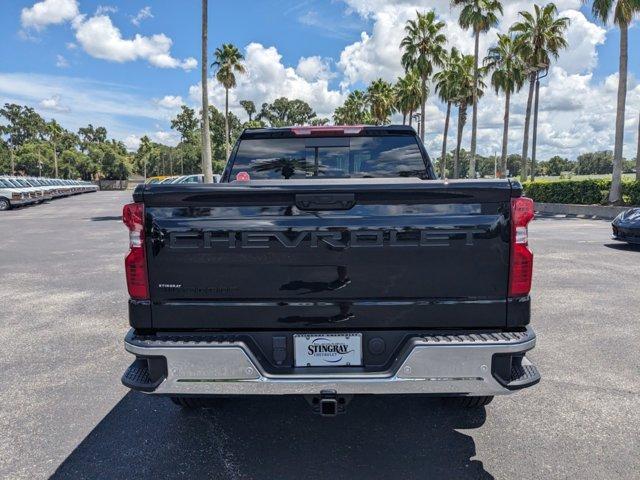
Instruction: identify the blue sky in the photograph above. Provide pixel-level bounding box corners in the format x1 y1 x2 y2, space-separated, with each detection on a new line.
0 0 638 159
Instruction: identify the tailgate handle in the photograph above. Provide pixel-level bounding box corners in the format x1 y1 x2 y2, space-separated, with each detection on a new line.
295 193 356 211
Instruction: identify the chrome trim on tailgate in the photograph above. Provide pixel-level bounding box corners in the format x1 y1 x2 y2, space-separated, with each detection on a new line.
124 327 536 396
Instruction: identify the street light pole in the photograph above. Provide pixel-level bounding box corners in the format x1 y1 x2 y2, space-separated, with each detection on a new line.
412 113 422 140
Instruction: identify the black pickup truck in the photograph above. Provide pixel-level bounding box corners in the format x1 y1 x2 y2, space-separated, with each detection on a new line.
122 125 539 415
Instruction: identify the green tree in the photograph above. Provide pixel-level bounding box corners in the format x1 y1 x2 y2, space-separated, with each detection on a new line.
209 105 242 161
575 151 613 175
511 3 569 182
257 97 317 127
452 0 503 178
400 10 447 141
395 70 422 126
46 119 63 177
333 90 371 125
171 105 199 143
243 119 267 129
134 135 154 177
310 118 330 126
213 43 246 159
452 54 485 178
434 47 462 177
484 34 526 178
586 0 640 201
102 149 131 180
0 103 46 174
59 149 94 180
240 100 256 121
78 124 107 152
15 141 54 176
545 155 574 176
366 79 396 125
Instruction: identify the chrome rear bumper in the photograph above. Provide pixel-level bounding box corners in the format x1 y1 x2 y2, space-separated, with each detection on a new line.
123 327 539 396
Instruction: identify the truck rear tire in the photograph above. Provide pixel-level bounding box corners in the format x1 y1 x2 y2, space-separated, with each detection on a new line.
446 396 494 408
169 396 224 409
0 198 11 211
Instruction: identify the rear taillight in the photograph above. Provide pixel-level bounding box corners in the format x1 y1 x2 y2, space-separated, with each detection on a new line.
123 202 149 300
509 197 534 297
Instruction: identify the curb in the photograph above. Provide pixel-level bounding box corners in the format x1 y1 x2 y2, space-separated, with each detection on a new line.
534 202 630 220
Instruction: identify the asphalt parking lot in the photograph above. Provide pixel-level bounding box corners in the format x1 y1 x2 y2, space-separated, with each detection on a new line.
1 191 639 480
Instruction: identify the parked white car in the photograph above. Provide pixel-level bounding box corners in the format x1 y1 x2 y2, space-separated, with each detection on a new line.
0 176 98 210
1 177 44 203
0 178 35 210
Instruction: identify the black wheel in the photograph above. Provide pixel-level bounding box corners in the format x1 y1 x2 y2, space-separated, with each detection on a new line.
0 198 11 211
169 396 225 409
446 396 494 408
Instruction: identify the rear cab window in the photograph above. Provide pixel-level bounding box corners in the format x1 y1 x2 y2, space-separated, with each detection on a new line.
227 129 433 181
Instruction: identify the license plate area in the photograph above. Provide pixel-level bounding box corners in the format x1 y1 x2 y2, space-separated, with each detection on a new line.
293 333 362 367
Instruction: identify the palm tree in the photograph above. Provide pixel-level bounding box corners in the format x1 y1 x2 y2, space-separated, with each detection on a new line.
395 70 422 125
47 119 63 178
511 3 569 182
484 34 526 178
213 43 246 159
200 0 213 183
586 0 640 202
239 100 256 121
334 90 371 125
434 47 462 178
452 0 503 179
366 79 396 125
400 10 447 141
452 54 483 179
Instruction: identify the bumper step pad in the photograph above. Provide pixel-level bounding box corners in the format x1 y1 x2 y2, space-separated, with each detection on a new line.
507 361 540 389
122 358 164 392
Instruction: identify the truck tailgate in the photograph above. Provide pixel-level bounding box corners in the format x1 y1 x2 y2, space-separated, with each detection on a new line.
139 179 515 330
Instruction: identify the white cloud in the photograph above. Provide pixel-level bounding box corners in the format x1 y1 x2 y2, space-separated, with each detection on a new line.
555 9 606 74
156 95 184 109
55 54 69 68
296 56 335 81
122 131 179 151
151 130 179 146
189 43 346 120
20 1 194 71
21 0 79 30
95 5 118 15
131 6 153 27
0 72 172 144
39 95 70 112
123 134 141 151
73 14 197 71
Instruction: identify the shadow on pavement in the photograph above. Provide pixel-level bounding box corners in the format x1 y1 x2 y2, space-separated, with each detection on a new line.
51 392 493 480
88 216 122 222
603 242 640 251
